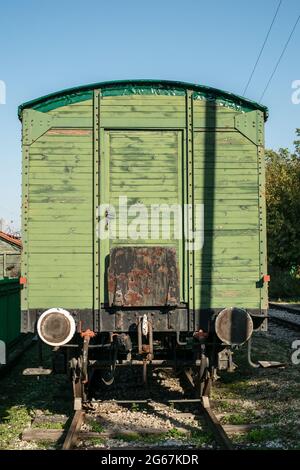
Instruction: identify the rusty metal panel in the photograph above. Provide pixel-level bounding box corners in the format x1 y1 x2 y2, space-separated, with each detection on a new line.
108 247 180 307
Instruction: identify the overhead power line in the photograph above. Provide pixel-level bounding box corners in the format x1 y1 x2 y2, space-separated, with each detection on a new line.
259 13 300 102
243 0 282 96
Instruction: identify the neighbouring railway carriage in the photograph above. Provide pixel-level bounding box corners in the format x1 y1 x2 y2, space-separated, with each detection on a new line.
19 80 269 408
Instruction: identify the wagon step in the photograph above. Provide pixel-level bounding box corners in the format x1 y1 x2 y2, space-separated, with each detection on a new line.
257 360 286 368
23 367 52 376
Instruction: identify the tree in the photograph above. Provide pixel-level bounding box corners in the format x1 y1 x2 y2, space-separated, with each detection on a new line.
294 128 300 155
265 132 300 270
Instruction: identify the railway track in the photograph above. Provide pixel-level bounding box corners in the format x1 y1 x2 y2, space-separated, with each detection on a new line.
62 410 85 450
269 302 300 315
51 397 234 450
22 396 234 449
269 308 300 330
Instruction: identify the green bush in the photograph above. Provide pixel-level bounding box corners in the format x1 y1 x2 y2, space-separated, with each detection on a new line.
266 130 300 300
268 266 300 301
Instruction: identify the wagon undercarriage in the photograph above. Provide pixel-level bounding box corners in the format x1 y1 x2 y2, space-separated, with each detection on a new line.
45 305 259 410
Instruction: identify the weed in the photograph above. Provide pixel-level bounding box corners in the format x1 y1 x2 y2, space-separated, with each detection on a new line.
114 432 141 442
247 427 278 443
0 406 31 449
191 429 214 446
131 403 140 412
33 420 65 430
222 410 256 425
88 437 105 446
88 419 104 433
167 428 186 439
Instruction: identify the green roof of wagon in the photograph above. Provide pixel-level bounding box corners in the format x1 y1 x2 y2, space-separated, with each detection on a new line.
18 79 268 120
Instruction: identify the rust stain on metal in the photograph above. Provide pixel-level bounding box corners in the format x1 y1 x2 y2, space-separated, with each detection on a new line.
142 344 151 353
80 328 96 338
47 129 92 136
215 308 253 345
108 247 180 307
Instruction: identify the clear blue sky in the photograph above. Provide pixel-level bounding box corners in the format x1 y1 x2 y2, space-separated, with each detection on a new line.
0 0 299 228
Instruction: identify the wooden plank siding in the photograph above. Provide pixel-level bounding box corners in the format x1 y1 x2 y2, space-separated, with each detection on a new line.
193 127 261 309
193 100 237 128
100 129 184 303
21 89 267 314
100 95 186 128
24 100 94 308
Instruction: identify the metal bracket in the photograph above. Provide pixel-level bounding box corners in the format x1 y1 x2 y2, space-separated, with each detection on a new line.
22 109 54 145
218 348 236 371
247 338 285 368
234 110 264 145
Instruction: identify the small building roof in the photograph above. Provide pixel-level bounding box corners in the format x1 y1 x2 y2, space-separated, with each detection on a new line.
0 231 22 248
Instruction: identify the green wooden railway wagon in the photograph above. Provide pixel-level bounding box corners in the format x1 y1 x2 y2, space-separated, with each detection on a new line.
18 80 269 404
0 278 21 364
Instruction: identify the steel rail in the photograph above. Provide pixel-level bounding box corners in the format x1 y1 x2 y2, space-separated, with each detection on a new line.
93 398 202 405
200 396 233 450
269 302 300 315
62 410 85 450
269 315 300 330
